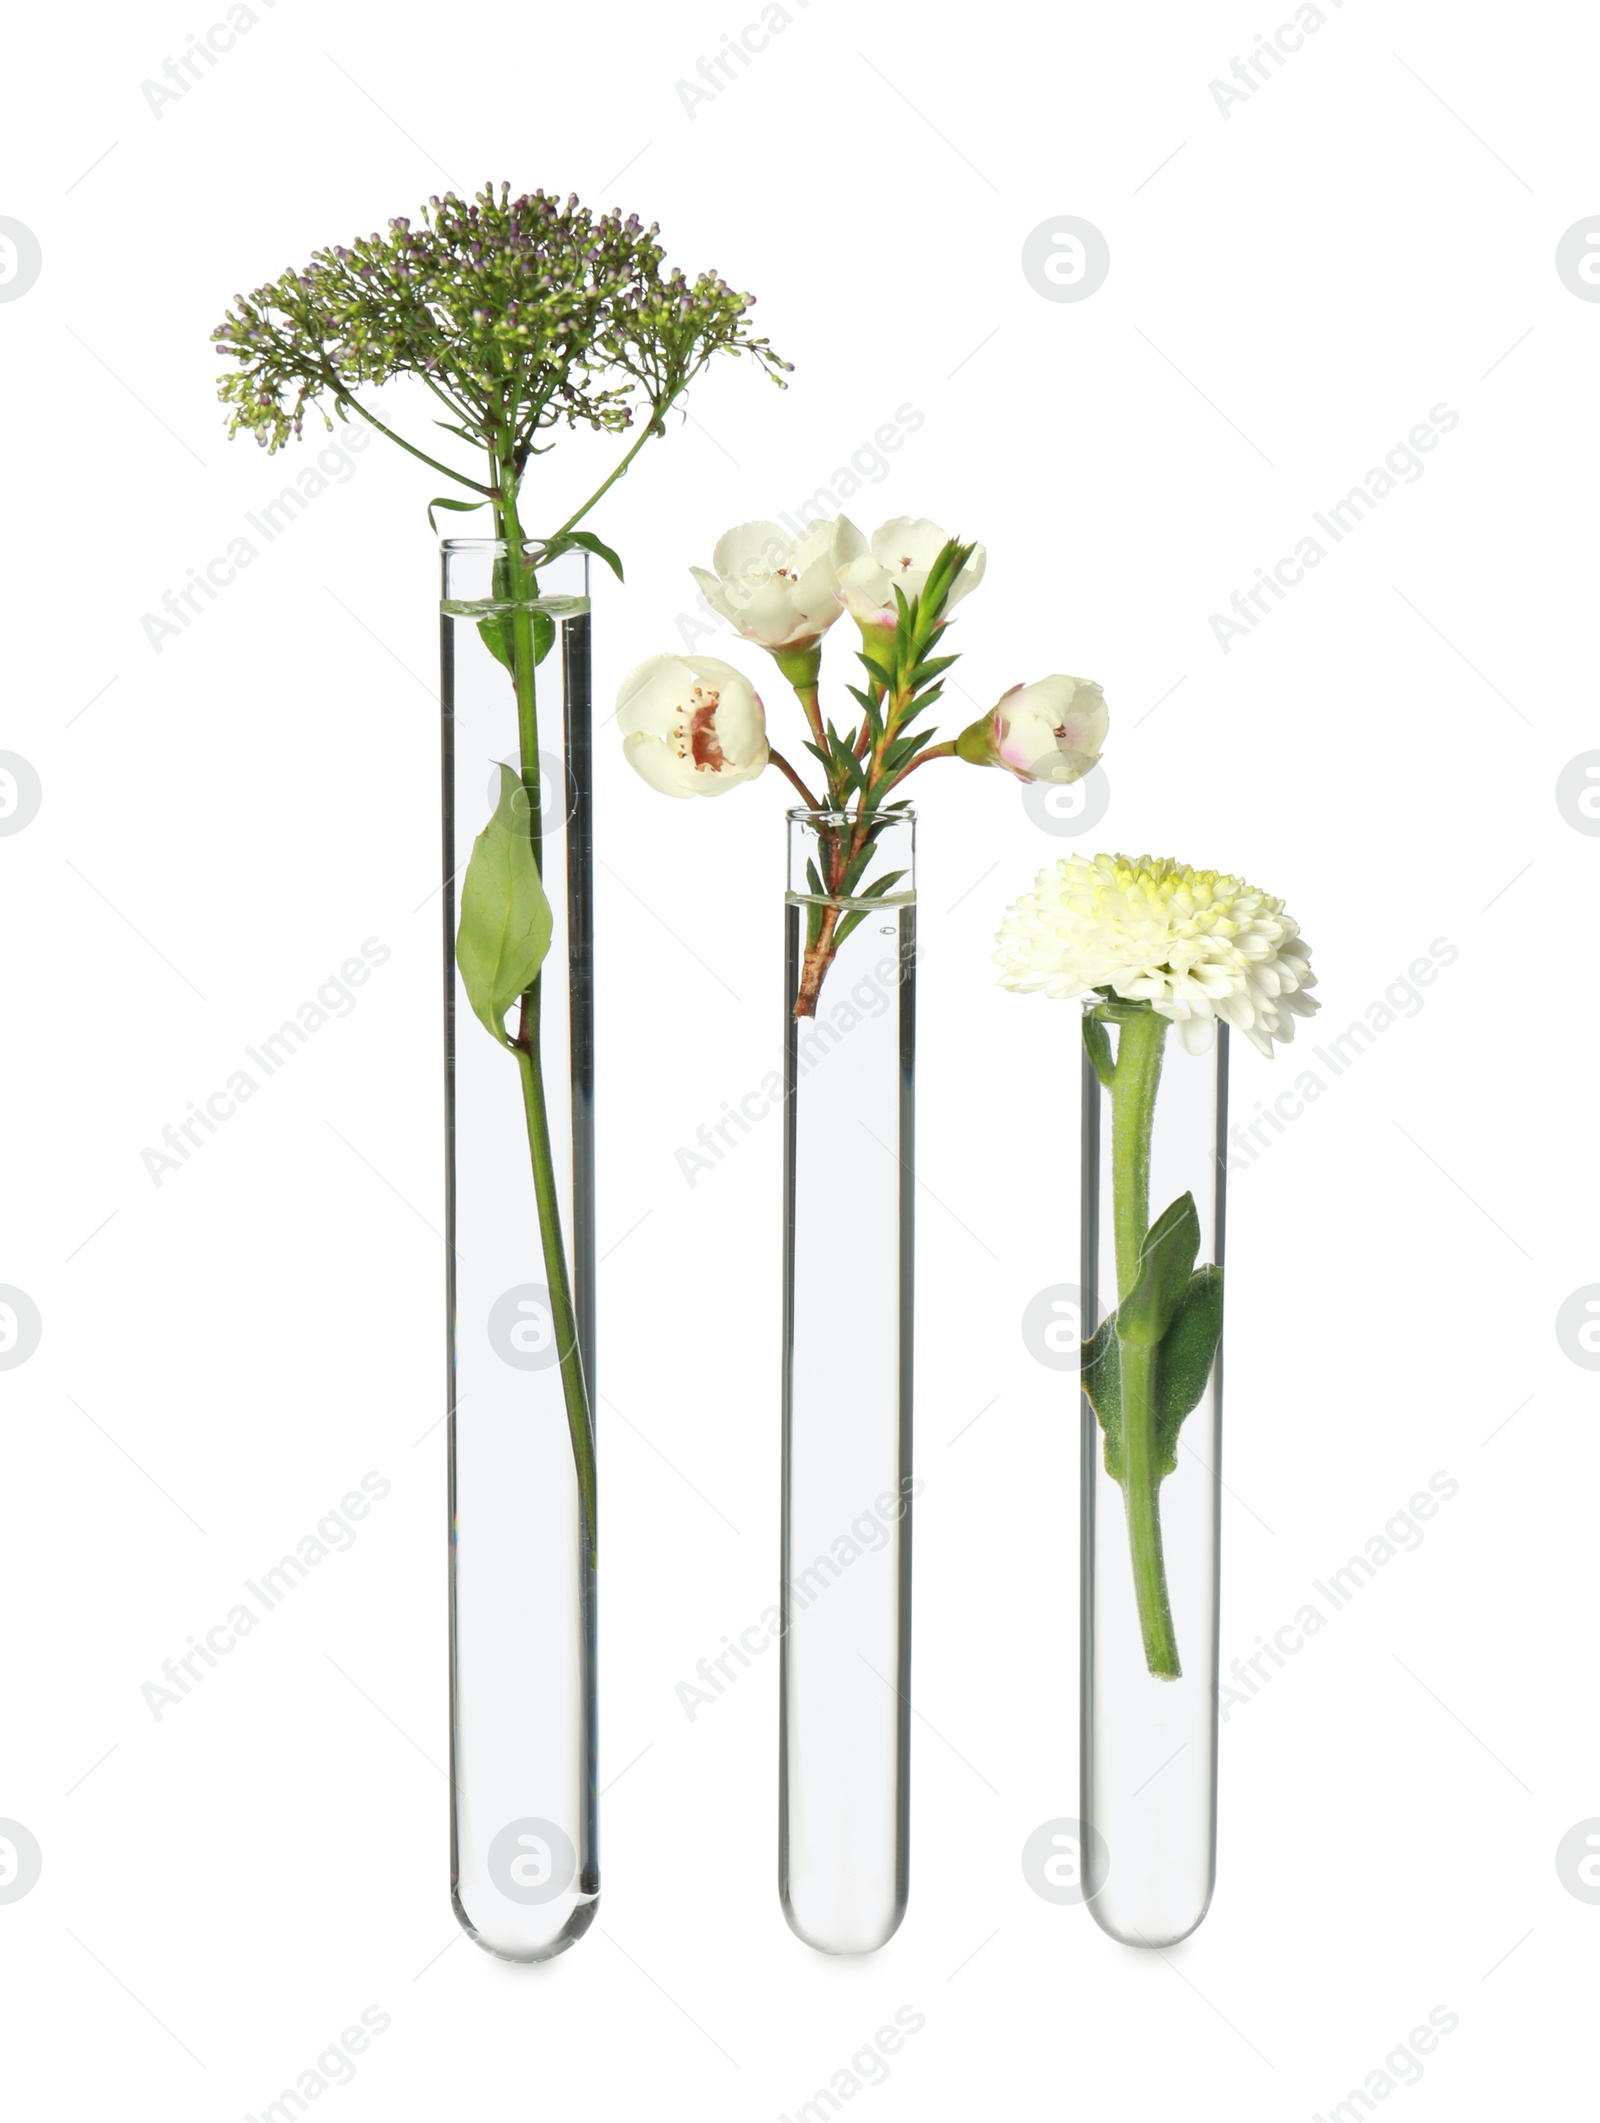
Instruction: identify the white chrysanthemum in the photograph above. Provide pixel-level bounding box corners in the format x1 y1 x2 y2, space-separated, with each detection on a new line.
995 853 1318 1057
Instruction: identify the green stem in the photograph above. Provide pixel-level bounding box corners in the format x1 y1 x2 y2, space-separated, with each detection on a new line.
767 746 821 809
495 463 597 1563
886 736 956 791
321 375 490 492
1108 1008 1178 1679
1111 1010 1165 1295
792 665 913 1016
514 1039 597 1557
791 678 828 764
548 414 662 541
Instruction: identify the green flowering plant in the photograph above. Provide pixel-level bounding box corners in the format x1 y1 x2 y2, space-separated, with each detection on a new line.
212 184 790 1555
996 854 1318 1677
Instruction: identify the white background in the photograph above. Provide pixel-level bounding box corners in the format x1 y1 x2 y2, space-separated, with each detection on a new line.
3 0 1596 2114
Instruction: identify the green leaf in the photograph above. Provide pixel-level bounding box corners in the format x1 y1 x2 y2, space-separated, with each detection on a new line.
478 609 556 674
1080 1314 1125 1480
832 869 909 951
838 843 877 898
825 726 866 796
1154 1265 1224 1470
1117 1192 1201 1349
907 653 957 689
455 765 552 1048
920 539 975 622
804 857 825 948
550 527 625 582
1083 1015 1116 1090
478 614 514 672
1081 1263 1224 1483
885 728 932 772
428 494 488 533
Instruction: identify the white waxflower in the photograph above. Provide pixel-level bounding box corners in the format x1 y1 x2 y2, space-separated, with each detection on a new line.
837 515 985 632
995 853 1318 1056
957 675 1108 784
616 654 768 798
689 518 856 653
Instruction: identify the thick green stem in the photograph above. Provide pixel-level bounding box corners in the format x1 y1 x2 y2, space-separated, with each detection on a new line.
1108 1008 1178 1679
1119 1338 1179 1679
495 465 597 1562
1110 1010 1165 1293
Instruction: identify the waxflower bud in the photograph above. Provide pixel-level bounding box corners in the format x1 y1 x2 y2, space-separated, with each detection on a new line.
616 654 768 797
956 675 1107 785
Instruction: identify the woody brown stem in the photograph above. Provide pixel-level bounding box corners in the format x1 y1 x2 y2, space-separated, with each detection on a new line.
768 747 821 809
794 902 841 1019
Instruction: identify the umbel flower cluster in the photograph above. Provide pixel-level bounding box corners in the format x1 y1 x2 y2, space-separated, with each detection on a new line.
213 183 789 485
211 185 794 1569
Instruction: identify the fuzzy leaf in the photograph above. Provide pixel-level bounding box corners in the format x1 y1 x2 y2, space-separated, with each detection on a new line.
1083 1015 1116 1090
1117 1192 1201 1349
1153 1265 1224 1468
455 765 552 1047
1081 1263 1224 1483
